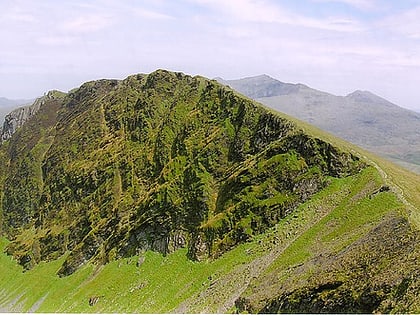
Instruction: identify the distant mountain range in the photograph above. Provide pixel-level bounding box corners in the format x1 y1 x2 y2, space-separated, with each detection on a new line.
0 97 26 107
217 75 420 173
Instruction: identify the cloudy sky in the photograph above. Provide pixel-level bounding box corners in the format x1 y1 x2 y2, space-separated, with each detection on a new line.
2 0 420 111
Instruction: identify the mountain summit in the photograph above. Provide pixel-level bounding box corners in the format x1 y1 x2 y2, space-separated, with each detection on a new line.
0 70 419 313
345 90 394 105
217 74 307 98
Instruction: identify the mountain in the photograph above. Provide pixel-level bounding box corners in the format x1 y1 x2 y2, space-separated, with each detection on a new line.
215 74 306 98
0 70 419 313
0 97 31 107
0 97 34 125
220 75 420 173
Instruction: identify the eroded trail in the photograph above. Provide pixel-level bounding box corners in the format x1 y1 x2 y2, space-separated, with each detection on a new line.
363 155 419 229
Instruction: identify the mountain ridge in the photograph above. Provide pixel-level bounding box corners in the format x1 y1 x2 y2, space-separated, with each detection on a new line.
216 75 309 99
0 70 419 313
0 92 63 143
1 70 362 276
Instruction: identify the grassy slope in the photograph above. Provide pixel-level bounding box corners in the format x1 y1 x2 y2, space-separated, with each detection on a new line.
280 108 420 229
1 164 416 313
0 88 419 313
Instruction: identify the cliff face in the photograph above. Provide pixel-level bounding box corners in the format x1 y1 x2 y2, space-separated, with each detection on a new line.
0 98 34 126
0 70 363 276
0 92 63 143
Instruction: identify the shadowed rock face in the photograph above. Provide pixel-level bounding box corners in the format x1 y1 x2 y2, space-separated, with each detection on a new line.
0 70 363 276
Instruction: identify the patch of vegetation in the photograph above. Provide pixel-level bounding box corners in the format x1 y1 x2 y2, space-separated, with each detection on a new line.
234 167 419 313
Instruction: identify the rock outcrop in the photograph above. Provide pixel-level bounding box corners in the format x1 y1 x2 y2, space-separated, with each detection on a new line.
0 91 63 143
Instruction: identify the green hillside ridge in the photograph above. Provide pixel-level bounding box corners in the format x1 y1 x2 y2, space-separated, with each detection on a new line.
0 70 419 313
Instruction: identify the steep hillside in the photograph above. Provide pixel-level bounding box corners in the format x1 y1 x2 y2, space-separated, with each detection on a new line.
0 97 34 128
0 94 59 143
0 70 419 313
221 75 420 174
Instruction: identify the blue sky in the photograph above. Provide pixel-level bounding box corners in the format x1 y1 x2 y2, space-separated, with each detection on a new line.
2 0 420 111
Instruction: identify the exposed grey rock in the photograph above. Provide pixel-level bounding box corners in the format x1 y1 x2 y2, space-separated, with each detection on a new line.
0 93 54 143
0 97 35 126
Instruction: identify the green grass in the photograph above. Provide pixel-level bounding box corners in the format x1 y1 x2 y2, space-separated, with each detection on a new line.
1 165 406 313
0 238 92 312
0 234 256 313
264 166 401 273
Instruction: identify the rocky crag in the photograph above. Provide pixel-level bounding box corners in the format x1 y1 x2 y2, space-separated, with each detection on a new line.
0 97 34 125
0 93 59 143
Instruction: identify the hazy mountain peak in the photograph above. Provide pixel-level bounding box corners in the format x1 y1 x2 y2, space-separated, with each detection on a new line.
219 74 305 98
0 97 34 107
244 74 277 82
346 90 390 105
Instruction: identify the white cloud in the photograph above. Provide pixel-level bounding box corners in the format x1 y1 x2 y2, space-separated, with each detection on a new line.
311 0 377 11
1 0 420 111
131 7 175 20
36 36 77 46
191 0 364 32
379 6 420 40
60 14 114 33
294 15 364 32
8 13 37 22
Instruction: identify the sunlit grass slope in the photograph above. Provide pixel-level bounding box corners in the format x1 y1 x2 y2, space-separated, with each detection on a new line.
1 165 417 313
